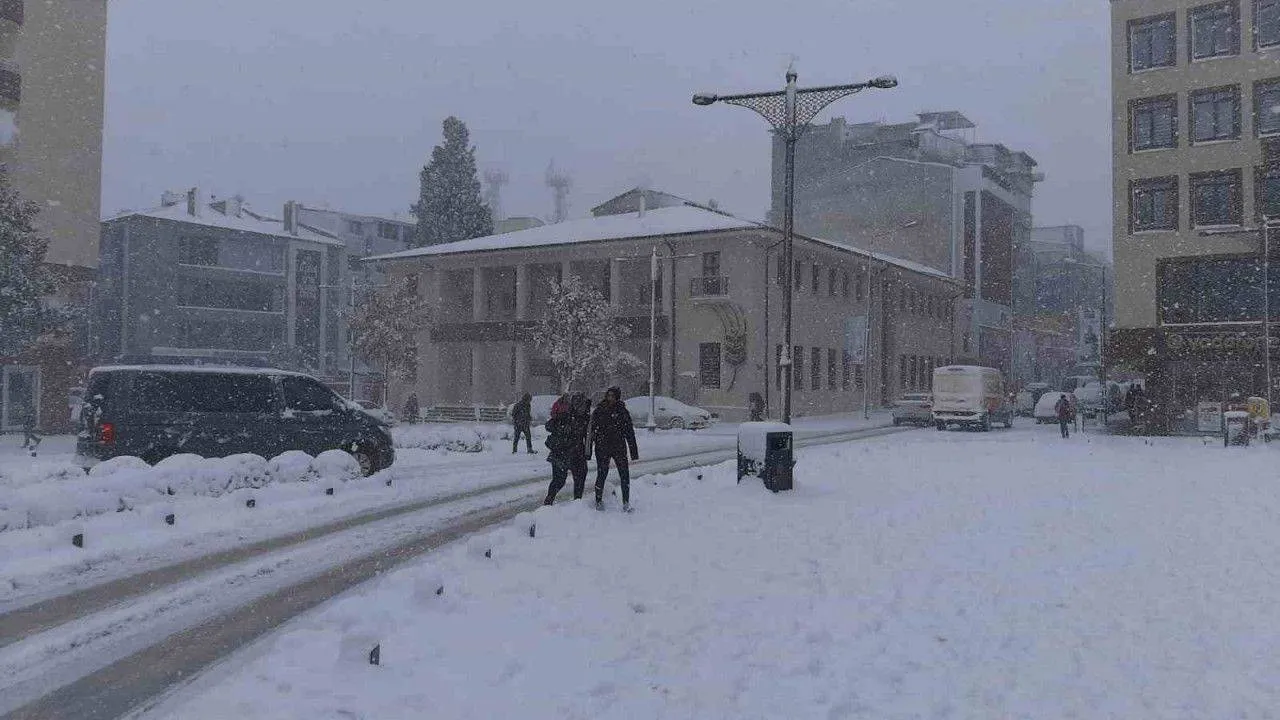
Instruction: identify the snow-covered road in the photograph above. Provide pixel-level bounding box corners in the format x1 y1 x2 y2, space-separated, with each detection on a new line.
139 424 1280 719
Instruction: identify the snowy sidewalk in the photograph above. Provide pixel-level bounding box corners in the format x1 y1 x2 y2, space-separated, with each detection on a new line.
147 424 1280 719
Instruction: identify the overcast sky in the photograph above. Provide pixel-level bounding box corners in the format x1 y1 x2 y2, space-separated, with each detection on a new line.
102 0 1112 253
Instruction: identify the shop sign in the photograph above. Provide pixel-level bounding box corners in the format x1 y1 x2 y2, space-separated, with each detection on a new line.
1167 332 1264 358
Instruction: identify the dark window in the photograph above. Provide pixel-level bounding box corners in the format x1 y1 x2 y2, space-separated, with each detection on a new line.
701 251 721 277
177 278 283 312
775 344 783 391
854 363 864 390
900 355 908 390
1131 177 1180 231
794 260 803 291
1191 169 1243 226
1191 86 1240 142
1130 13 1176 71
775 256 786 285
377 222 400 240
842 271 851 298
1259 0 1280 48
1131 95 1178 150
842 349 851 390
828 268 838 296
699 343 721 389
855 271 864 302
812 264 820 293
794 345 804 390
132 372 276 414
1190 2 1239 59
1257 165 1280 219
828 348 838 389
346 220 364 235
1256 79 1280 136
811 347 821 391
282 376 340 412
178 237 219 266
1159 256 1270 323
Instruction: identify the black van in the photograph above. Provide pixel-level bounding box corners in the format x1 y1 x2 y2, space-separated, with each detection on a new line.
75 365 395 476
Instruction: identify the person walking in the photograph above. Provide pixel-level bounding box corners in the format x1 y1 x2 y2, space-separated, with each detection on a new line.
542 395 573 504
1067 390 1080 432
588 386 639 512
511 392 535 454
402 393 420 424
568 392 592 498
1054 393 1072 438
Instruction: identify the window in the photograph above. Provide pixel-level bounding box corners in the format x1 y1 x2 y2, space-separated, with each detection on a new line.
842 271 851 298
1191 169 1243 226
178 236 219 266
812 264 820 293
131 372 277 414
855 272 864 302
828 268 837 296
811 347 821 391
1131 95 1178 150
794 260 803 291
899 287 907 311
1131 177 1179 231
346 220 364 235
282 376 340 412
1259 0 1280 48
775 344 783 391
701 251 721 278
1190 86 1240 142
854 363 864 390
377 222 400 240
699 343 721 389
1190 2 1239 59
794 345 804 390
828 348 838 389
900 355 908 390
842 349 851 390
1159 256 1269 324
1130 13 1176 71
1256 79 1280 137
177 278 283 312
1257 165 1280 219
775 256 786 285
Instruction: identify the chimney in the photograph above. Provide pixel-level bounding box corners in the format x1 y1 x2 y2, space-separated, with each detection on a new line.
225 195 242 218
160 190 183 208
638 192 647 218
283 201 298 235
186 187 199 217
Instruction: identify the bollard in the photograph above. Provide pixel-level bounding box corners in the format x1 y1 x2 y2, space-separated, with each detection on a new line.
484 548 492 558
246 498 256 509
165 513 175 526
72 533 84 548
369 644 381 666
385 478 393 487
166 487 175 496
528 523 536 538
325 488 334 496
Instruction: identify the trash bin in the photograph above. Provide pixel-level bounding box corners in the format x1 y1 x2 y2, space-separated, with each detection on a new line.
737 422 794 492
1223 410 1251 447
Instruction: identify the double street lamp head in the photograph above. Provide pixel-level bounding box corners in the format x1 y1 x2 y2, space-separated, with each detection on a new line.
869 75 899 89
691 93 718 106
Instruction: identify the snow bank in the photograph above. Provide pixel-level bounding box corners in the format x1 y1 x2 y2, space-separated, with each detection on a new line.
153 428 1280 719
392 424 529 453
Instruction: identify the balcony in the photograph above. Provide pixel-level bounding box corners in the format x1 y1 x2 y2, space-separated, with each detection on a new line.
689 276 730 298
1 1 22 26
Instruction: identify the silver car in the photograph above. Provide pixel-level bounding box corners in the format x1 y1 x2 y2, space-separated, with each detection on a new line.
892 393 933 426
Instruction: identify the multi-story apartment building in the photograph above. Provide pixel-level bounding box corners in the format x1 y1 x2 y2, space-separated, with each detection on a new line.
0 0 108 432
773 112 1042 377
368 190 960 421
1110 0 1280 428
96 191 349 378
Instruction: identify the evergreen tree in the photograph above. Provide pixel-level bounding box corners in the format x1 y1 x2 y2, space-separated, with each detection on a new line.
0 174 66 357
411 117 493 247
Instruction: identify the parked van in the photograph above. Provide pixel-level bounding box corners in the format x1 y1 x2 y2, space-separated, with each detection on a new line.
75 365 395 475
931 365 1014 431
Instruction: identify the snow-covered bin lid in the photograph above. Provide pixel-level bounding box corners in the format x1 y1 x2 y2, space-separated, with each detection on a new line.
738 422 792 462
1223 410 1250 420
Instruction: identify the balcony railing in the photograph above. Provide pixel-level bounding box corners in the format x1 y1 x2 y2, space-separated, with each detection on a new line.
690 276 730 298
1 0 22 26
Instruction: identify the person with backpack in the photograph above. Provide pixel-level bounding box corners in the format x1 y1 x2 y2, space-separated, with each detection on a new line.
511 392 535 454
543 393 592 504
588 386 639 512
1054 393 1072 438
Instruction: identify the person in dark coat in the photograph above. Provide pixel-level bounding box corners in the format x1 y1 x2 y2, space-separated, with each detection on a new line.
1054 393 1072 438
542 395 573 504
588 386 639 511
568 392 592 497
402 393 420 424
511 392 535 454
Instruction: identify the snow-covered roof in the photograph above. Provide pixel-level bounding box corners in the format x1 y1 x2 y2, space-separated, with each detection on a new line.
365 206 755 260
366 202 953 283
90 364 312 378
106 202 344 247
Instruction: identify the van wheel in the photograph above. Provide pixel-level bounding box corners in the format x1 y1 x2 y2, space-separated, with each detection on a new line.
935 421 945 431
350 449 375 477
981 414 992 432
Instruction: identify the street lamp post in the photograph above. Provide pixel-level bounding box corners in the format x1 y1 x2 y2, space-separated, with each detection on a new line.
694 70 897 423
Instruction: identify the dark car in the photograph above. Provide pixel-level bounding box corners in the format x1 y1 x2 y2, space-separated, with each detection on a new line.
75 365 395 476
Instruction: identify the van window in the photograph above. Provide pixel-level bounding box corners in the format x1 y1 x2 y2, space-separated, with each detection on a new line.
132 372 277 413
282 376 340 412
934 372 981 395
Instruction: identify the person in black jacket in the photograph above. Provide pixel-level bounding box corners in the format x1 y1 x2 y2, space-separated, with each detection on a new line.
543 393 592 505
511 393 535 454
588 386 639 511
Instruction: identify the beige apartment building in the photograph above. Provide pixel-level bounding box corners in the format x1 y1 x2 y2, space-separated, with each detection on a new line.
1111 0 1280 426
368 190 960 422
1 0 109 432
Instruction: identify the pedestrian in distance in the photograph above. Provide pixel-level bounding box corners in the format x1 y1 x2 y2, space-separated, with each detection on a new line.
588 386 639 512
403 393 420 424
1054 393 1072 439
20 416 41 457
1067 390 1080 432
511 392 535 454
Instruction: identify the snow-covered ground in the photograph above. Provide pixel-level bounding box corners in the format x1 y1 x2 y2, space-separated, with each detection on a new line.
144 424 1280 719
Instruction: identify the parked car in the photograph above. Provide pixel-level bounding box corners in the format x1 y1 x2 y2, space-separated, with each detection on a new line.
1034 392 1064 424
1014 382 1050 416
931 365 1014 431
892 393 933 426
353 400 398 427
506 394 562 424
75 365 396 476
625 396 712 430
